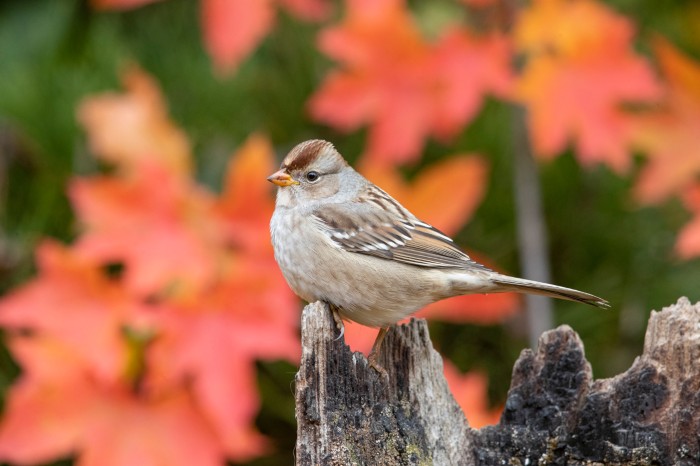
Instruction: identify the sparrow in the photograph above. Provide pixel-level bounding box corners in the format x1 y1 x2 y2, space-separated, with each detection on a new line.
268 140 608 372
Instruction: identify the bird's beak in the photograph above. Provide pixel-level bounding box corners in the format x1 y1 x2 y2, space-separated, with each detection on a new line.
267 169 299 187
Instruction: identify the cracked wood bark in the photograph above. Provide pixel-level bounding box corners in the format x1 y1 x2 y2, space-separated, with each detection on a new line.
295 298 700 465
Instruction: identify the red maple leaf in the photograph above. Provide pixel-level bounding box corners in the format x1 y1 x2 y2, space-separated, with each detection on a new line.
515 0 661 172
0 68 300 465
0 335 227 466
70 161 226 299
0 242 138 383
632 38 700 204
309 0 512 164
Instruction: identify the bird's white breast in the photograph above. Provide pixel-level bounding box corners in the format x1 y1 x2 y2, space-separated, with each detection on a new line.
270 204 464 327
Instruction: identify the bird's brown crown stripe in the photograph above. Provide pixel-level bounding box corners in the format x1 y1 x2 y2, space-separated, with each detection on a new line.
284 140 332 172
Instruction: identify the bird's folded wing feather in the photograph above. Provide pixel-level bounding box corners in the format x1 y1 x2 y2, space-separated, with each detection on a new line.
312 202 490 271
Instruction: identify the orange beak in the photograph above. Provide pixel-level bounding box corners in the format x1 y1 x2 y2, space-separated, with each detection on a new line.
267 169 299 187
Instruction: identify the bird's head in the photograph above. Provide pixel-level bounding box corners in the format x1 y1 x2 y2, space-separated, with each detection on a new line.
267 140 355 207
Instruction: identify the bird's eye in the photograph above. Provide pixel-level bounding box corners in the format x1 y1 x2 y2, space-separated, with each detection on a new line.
306 171 320 182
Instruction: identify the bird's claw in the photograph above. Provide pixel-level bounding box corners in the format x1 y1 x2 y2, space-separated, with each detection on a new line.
333 322 345 341
330 305 345 341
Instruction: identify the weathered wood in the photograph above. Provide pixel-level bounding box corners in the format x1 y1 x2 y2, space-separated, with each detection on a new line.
295 298 700 465
294 301 472 465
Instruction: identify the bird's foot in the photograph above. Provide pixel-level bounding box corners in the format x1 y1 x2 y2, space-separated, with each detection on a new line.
368 350 389 381
368 327 389 381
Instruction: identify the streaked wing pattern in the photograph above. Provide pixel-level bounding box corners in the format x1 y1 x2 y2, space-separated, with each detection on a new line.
313 199 490 271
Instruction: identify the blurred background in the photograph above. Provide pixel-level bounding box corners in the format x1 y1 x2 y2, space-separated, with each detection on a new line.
1 0 699 464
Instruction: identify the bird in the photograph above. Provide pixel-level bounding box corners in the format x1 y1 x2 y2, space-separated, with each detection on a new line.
268 139 609 373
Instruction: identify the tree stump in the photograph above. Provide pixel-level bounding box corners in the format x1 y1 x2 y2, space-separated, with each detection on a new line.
294 298 700 465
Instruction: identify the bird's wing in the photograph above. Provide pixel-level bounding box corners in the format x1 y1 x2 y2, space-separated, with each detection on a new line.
312 195 490 271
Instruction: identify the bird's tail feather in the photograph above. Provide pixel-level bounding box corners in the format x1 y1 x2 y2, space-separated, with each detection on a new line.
490 275 609 309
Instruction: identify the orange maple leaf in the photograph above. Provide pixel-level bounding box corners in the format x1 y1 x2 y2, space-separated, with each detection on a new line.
69 161 226 299
443 360 502 428
515 0 661 172
516 0 633 61
75 67 231 299
0 336 228 466
140 135 299 458
0 336 106 464
0 245 233 465
309 0 512 164
145 310 273 459
77 66 191 177
632 38 700 204
0 242 136 384
0 67 300 464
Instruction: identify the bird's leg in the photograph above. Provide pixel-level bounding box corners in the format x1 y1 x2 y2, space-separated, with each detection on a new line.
368 327 389 378
329 303 345 341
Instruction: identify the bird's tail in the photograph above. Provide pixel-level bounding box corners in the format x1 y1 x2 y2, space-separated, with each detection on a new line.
490 275 609 309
